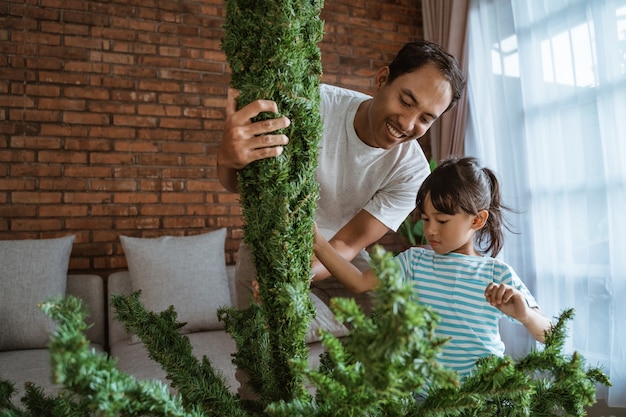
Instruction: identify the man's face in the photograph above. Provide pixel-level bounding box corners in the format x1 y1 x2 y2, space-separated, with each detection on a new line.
357 64 453 149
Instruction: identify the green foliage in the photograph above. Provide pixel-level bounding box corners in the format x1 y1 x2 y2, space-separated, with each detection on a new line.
267 246 458 417
220 0 325 407
0 264 611 417
263 248 611 417
111 292 248 417
0 2 612 416
413 309 611 417
399 216 427 246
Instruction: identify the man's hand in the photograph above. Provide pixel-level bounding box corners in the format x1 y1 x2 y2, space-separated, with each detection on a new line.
219 89 291 167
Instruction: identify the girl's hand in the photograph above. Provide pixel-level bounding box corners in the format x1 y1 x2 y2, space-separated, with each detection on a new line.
484 282 529 321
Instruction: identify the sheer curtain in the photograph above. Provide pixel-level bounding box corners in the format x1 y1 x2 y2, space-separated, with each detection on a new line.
467 0 626 407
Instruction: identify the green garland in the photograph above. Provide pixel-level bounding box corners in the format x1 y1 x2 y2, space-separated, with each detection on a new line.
220 0 325 405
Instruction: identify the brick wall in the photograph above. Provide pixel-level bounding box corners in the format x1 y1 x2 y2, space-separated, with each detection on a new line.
0 0 424 274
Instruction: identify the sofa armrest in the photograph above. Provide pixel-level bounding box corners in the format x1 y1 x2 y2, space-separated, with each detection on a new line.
66 274 106 347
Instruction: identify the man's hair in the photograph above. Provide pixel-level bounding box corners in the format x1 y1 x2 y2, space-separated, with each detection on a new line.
387 40 466 113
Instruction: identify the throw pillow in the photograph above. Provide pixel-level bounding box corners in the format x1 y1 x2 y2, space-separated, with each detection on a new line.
120 229 230 338
306 293 349 343
0 235 75 351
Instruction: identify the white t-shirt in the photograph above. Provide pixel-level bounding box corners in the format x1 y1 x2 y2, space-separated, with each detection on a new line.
316 84 430 239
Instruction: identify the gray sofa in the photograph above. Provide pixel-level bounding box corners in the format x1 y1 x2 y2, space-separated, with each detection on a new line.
1 230 346 402
0 274 106 402
0 235 107 404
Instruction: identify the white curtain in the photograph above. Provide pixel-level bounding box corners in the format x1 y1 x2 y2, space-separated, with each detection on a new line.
467 0 626 407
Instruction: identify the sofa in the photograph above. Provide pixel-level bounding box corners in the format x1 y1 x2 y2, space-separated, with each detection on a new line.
0 236 106 404
1 229 348 403
106 228 347 395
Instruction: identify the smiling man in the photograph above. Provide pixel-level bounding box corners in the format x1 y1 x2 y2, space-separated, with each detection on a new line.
218 40 466 312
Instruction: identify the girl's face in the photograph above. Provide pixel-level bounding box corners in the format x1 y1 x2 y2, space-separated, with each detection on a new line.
420 194 487 257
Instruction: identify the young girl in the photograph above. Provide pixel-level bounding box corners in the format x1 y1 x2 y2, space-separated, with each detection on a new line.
313 156 552 381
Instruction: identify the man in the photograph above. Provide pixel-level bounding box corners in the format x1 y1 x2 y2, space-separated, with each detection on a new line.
218 40 465 313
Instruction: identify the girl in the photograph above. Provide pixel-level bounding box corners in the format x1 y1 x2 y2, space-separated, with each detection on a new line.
313 156 552 381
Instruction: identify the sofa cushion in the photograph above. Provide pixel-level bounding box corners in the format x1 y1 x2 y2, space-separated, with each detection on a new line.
307 293 349 343
109 330 238 394
120 229 231 336
0 344 105 405
0 235 75 351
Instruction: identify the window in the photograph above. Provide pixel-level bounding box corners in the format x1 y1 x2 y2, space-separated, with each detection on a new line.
468 0 626 406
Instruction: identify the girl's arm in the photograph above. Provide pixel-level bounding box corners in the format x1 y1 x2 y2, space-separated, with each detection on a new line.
485 282 552 343
313 224 379 294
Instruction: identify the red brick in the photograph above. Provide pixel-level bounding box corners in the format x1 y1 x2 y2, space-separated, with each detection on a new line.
40 124 88 137
10 109 60 122
90 179 138 192
91 205 139 217
137 104 181 117
0 177 33 190
10 136 62 149
39 98 86 111
89 101 135 114
137 154 182 166
186 204 228 216
38 150 88 164
39 178 89 191
113 114 158 128
113 193 158 204
11 164 62 177
113 141 159 153
89 152 135 165
63 166 113 178
160 117 202 129
114 217 160 230
64 61 110 74
161 142 204 154
163 167 210 179
65 217 114 230
140 205 185 216
64 138 112 152
12 31 61 46
88 126 135 139
0 95 35 109
12 218 62 231
162 217 206 229
39 204 88 217
113 166 160 179
63 86 109 100
161 192 204 204
63 192 112 204
0 149 36 163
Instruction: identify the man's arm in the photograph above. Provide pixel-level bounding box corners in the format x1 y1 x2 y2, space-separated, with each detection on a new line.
218 88 291 193
311 210 390 282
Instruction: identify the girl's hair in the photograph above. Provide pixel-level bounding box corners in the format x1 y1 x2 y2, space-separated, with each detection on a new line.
387 40 466 114
416 156 512 257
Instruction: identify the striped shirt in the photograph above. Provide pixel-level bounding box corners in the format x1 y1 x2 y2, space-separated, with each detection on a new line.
395 247 538 380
